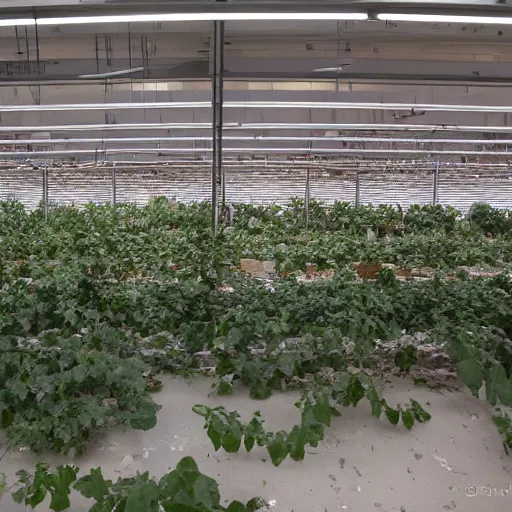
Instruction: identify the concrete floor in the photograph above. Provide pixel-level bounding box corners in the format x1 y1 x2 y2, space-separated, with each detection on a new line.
1 375 512 512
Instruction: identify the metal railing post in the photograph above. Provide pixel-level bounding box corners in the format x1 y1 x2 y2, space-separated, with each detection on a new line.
355 170 360 206
305 167 310 227
111 163 117 206
211 19 225 234
42 166 48 221
433 160 439 205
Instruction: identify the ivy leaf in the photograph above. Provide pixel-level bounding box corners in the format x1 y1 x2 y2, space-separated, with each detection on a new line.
64 309 78 327
277 353 297 378
401 409 415 430
74 468 111 501
301 406 325 447
49 465 78 512
313 394 331 427
266 432 290 466
129 400 159 431
366 385 382 418
246 498 267 512
12 488 27 504
26 487 47 508
249 384 272 400
221 425 243 453
409 400 431 423
486 375 498 407
395 346 417 372
0 409 13 428
384 403 400 425
192 405 210 417
78 412 92 429
10 380 29 401
125 481 160 512
343 375 365 407
216 375 234 396
0 473 6 496
457 359 483 397
287 426 308 461
244 436 255 452
207 425 222 451
489 364 512 406
192 474 221 509
226 501 248 512
244 414 265 452
49 491 72 512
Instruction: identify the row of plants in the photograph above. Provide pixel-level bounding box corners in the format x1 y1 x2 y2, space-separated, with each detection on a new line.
1 267 511 454
7 457 265 512
2 200 512 277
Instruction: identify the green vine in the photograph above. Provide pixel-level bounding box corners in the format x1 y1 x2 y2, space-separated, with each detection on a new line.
8 457 265 512
194 371 431 466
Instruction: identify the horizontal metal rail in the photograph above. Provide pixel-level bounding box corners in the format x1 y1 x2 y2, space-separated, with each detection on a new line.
3 122 512 134
0 136 511 145
3 101 512 113
2 147 512 157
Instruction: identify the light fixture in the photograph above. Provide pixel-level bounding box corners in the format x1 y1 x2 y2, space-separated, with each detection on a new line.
34 12 367 26
0 18 34 27
378 13 512 25
78 67 145 79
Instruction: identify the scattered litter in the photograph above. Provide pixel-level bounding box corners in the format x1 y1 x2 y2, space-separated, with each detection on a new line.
433 453 457 472
121 455 134 468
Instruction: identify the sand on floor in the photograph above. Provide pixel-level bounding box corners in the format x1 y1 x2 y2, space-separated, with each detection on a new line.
1 375 511 512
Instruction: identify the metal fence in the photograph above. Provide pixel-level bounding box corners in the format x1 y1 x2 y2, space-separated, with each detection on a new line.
2 159 512 212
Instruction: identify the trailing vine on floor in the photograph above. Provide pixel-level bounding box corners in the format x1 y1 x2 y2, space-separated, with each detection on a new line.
5 457 266 512
194 371 431 466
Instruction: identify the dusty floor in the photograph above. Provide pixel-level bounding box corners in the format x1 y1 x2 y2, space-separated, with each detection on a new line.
1 375 512 512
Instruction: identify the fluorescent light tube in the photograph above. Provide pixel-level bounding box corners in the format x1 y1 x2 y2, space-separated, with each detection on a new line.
36 12 367 25
378 13 512 24
0 18 35 27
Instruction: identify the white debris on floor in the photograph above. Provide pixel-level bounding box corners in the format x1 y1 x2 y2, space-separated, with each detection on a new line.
1 375 512 512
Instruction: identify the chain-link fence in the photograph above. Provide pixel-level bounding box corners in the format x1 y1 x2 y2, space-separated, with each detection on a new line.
2 160 512 212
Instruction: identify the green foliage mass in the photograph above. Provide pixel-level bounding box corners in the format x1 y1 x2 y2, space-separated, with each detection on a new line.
9 457 265 511
1 198 512 456
194 371 431 466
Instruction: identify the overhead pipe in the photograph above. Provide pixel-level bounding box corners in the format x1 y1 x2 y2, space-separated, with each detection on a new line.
4 101 512 113
0 136 511 146
2 147 512 157
5 122 512 134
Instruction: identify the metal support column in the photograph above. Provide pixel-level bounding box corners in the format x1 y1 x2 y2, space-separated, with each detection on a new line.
42 166 48 221
432 160 439 205
305 140 311 227
111 164 117 206
211 19 225 234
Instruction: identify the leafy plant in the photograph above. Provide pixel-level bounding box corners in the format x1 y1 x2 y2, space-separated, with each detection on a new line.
194 371 431 466
0 328 160 454
10 457 266 511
